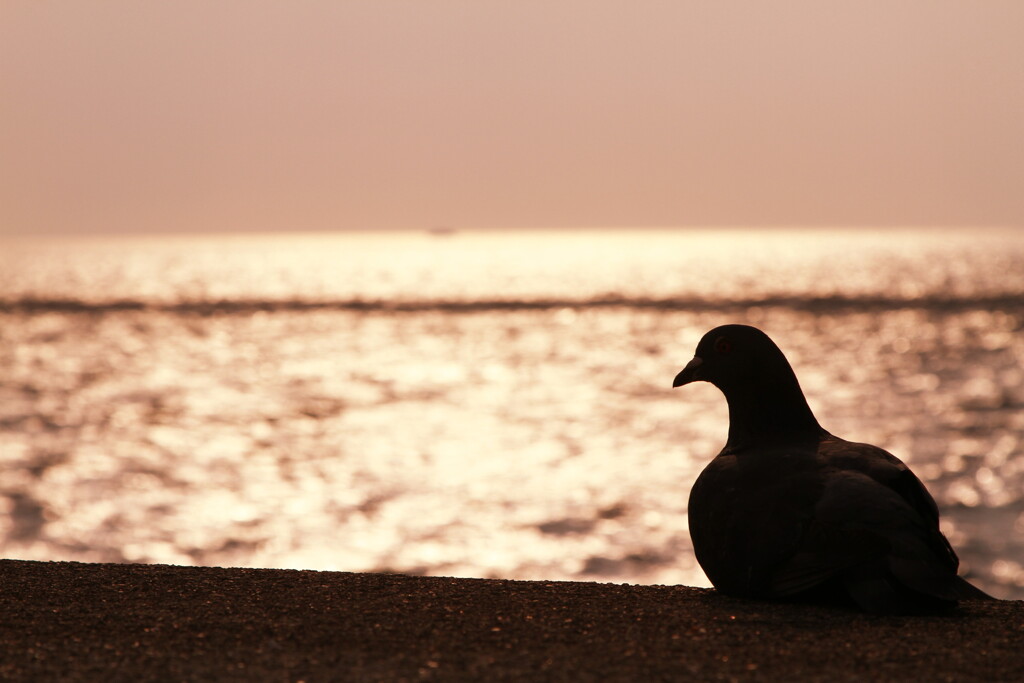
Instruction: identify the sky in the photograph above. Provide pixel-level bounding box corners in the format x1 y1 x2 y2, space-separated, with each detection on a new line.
2 1 1023 235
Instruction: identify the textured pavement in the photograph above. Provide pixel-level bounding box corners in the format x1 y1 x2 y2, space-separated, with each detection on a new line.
1 560 1021 681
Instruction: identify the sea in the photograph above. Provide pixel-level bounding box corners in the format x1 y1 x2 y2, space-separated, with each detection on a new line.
1 227 1023 599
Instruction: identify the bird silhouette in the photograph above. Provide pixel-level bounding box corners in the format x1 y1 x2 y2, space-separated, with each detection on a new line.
673 324 993 613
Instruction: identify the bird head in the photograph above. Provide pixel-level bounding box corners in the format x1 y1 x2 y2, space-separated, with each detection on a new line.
672 324 783 393
673 324 823 445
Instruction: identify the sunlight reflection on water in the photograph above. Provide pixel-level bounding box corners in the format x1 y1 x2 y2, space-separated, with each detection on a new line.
1 229 1023 598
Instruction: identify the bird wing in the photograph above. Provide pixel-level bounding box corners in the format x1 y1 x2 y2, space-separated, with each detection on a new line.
817 437 959 570
769 438 974 607
767 468 936 598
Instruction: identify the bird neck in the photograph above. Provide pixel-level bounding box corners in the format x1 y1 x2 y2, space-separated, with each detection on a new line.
723 376 823 449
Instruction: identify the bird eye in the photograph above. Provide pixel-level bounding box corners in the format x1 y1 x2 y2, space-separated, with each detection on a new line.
714 336 733 354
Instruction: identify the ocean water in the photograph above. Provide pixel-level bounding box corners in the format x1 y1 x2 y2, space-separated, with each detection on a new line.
1 227 1023 599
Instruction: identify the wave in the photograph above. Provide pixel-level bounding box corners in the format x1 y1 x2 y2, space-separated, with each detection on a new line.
2 294 1022 315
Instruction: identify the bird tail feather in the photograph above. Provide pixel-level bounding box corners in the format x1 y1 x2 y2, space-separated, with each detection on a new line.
950 576 995 601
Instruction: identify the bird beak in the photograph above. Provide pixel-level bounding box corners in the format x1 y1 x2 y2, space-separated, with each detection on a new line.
672 356 704 387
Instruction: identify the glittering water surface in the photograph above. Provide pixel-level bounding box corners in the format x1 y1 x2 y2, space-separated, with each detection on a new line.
1 228 1023 598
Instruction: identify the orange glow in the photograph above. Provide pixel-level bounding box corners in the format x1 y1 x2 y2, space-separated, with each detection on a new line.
1 229 1022 597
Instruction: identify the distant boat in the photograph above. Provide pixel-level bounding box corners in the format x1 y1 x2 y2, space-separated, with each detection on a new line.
427 226 457 237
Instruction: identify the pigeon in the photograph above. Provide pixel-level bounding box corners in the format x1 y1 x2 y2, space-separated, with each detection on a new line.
673 324 993 613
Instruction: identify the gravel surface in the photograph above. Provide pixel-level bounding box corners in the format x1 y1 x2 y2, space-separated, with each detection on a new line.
1 560 1021 681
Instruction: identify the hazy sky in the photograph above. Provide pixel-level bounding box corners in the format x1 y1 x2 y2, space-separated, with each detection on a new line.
2 1 1022 234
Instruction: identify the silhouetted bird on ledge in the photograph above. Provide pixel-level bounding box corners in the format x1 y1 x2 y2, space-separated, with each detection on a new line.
673 324 993 614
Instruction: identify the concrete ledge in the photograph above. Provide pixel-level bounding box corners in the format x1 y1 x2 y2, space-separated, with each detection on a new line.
1 559 1021 681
